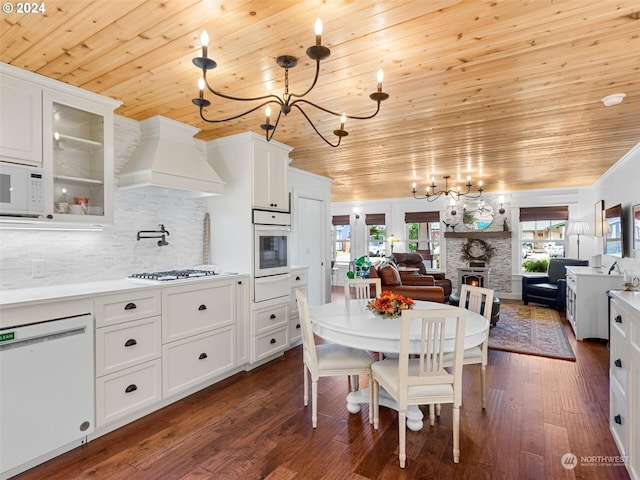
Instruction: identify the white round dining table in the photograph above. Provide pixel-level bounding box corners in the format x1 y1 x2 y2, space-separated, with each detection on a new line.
309 299 489 431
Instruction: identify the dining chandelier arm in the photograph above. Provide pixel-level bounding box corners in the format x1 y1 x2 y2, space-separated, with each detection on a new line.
264 109 284 142
287 60 322 100
198 100 280 124
291 104 343 148
200 75 284 104
290 98 383 121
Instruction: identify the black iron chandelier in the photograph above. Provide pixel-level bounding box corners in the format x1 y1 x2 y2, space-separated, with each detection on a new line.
411 175 484 202
192 19 389 147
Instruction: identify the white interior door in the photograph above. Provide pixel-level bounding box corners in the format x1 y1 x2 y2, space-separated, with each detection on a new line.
297 196 324 306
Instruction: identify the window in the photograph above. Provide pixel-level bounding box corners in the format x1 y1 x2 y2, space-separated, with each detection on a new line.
332 215 351 263
366 213 386 257
519 206 568 272
405 211 440 269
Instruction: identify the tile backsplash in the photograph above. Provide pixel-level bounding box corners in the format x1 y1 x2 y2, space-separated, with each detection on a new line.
0 190 209 290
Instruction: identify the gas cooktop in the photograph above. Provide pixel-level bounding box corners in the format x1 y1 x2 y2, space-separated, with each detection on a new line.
128 269 218 281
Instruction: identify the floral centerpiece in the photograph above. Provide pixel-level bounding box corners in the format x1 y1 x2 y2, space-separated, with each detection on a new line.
367 291 415 317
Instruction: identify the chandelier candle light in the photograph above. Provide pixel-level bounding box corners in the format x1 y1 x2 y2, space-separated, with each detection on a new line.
412 175 484 202
192 19 389 147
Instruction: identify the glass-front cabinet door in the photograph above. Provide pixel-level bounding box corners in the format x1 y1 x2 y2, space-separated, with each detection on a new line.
42 90 115 224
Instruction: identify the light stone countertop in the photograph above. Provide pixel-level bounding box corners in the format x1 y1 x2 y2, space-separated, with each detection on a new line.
0 274 246 310
610 289 640 312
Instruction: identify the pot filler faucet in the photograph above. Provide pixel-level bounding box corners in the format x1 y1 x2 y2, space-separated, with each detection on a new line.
137 224 170 246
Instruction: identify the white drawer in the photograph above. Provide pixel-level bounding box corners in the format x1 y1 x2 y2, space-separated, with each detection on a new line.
291 270 308 287
289 314 302 343
611 300 629 339
96 359 162 427
610 328 629 396
163 282 234 343
162 326 236 398
95 316 161 377
254 304 288 334
610 380 629 457
565 271 577 289
95 290 161 327
254 274 290 303
254 327 288 362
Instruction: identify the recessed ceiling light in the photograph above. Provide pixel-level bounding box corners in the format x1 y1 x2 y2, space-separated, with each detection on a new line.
601 93 626 106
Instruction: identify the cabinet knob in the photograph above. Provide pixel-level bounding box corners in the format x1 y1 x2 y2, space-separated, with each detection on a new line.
124 302 137 310
125 384 138 393
296 276 301 281
296 324 300 329
199 352 208 360
614 358 622 368
614 414 622 425
270 338 276 344
615 314 622 323
198 304 207 311
270 314 276 319
238 281 243 285
124 339 138 347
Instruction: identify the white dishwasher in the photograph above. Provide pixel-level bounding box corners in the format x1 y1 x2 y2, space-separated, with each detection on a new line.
0 314 94 479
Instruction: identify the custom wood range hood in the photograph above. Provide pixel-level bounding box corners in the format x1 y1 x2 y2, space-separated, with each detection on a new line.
118 115 225 197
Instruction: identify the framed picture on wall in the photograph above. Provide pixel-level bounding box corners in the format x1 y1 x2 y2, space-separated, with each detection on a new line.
594 199 604 239
633 204 640 252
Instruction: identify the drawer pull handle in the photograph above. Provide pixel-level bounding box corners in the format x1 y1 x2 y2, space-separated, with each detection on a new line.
296 276 301 281
124 302 137 311
615 314 622 323
270 314 276 319
614 414 622 425
124 339 138 347
296 324 300 329
199 353 208 360
614 358 622 368
198 304 207 311
238 281 243 285
270 338 276 344
125 384 138 393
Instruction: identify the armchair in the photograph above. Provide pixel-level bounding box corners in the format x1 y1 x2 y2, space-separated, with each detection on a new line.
369 263 445 303
522 258 588 309
390 253 452 301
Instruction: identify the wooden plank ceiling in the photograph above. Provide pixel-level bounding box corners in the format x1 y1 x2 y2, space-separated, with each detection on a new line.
2 0 639 202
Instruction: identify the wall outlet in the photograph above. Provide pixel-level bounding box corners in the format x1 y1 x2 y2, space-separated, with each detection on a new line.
32 259 46 278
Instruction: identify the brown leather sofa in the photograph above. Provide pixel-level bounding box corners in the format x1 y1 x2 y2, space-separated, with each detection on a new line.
390 253 452 302
368 263 445 303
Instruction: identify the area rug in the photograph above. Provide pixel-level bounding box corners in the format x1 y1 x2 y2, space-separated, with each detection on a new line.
488 303 576 361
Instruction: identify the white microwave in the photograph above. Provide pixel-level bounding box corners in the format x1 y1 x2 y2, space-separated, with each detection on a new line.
0 162 45 217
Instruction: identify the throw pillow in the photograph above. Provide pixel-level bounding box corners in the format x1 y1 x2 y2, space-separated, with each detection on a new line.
379 264 401 286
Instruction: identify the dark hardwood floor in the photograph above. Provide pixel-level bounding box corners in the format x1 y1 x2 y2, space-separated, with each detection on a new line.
14 295 630 480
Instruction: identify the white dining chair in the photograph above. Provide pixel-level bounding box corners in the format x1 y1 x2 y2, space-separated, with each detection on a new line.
444 284 493 409
344 278 381 301
296 289 374 428
371 308 466 468
344 277 384 383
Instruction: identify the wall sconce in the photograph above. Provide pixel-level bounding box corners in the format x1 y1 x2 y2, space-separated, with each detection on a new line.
498 195 505 215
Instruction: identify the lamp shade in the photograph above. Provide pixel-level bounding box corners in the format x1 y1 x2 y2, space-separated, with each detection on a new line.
566 221 590 236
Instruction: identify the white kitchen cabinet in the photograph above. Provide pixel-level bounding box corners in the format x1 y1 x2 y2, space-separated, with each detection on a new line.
0 72 42 165
252 139 289 211
43 89 116 224
251 300 289 363
0 62 120 224
161 277 244 398
565 266 623 340
94 290 162 427
162 326 235 397
609 291 640 480
289 266 309 346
